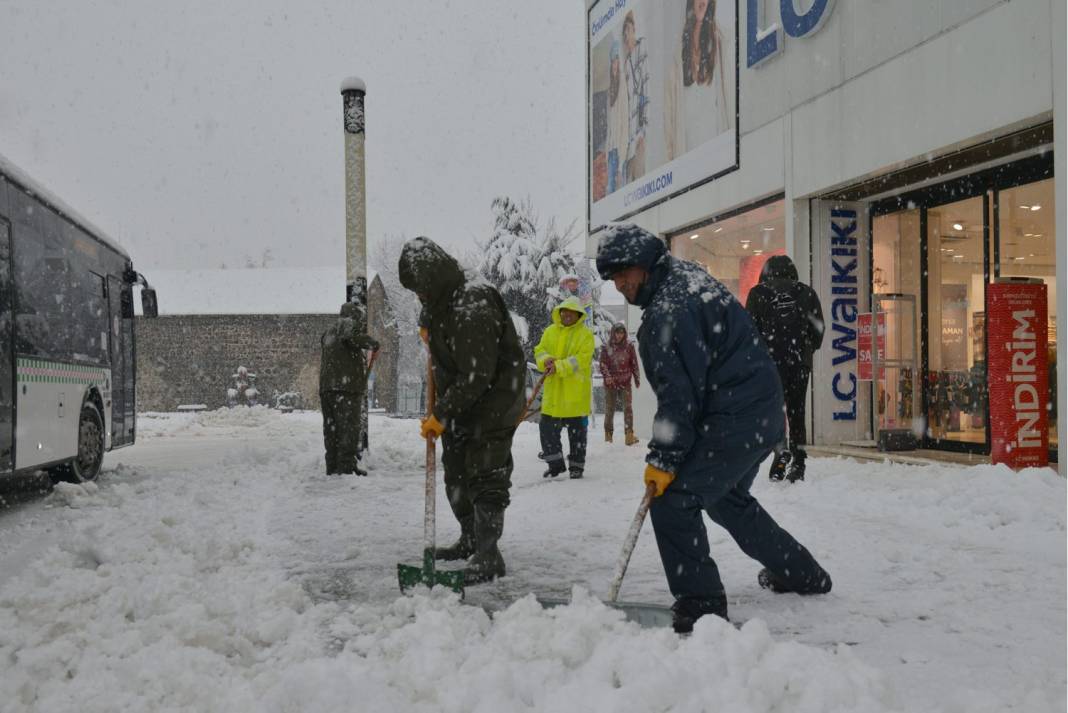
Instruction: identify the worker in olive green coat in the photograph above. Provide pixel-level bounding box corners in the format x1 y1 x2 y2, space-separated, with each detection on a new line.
398 237 525 585
320 302 380 475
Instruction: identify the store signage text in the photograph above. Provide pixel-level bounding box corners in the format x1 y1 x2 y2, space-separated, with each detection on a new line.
829 207 858 421
747 0 838 68
987 282 1049 468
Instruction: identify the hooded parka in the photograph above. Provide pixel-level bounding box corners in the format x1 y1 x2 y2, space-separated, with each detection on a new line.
534 296 595 418
398 237 526 432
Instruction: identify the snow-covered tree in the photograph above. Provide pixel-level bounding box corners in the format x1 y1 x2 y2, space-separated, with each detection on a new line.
369 234 426 412
477 197 613 357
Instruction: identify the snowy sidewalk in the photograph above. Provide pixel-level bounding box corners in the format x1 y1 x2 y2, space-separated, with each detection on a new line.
0 408 1063 712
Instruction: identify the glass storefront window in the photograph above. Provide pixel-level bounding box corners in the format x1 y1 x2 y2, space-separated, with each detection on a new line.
670 199 785 302
997 178 1058 448
927 195 987 446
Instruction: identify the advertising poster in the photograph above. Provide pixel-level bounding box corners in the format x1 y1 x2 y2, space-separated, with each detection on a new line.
987 282 1049 468
588 0 738 231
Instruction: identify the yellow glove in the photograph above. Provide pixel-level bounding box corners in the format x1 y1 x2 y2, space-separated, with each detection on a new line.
643 464 675 497
419 327 429 344
420 414 445 441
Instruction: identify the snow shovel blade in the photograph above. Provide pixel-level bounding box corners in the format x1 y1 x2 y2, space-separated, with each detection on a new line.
397 550 465 595
534 597 673 629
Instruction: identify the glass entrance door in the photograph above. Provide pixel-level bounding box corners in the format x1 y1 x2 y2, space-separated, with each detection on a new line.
925 194 988 448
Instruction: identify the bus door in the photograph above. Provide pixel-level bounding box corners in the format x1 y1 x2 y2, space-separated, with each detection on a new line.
0 218 12 471
106 275 132 447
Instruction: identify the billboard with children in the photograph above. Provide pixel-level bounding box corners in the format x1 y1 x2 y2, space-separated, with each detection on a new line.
587 0 739 232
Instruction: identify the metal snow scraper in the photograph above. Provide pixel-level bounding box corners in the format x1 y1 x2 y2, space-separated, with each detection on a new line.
537 481 673 628
397 358 465 595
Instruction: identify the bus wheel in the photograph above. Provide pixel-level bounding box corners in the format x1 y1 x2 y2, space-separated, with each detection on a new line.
50 402 105 484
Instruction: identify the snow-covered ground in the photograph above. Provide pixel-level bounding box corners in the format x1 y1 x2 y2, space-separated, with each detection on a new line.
0 408 1063 712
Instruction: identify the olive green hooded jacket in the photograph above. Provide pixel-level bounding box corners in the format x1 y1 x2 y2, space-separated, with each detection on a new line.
398 237 525 431
320 302 380 393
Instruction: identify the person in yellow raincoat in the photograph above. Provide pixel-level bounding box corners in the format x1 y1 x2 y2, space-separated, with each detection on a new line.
534 296 595 479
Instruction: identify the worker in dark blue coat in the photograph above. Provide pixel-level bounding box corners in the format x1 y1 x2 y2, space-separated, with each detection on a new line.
596 223 832 633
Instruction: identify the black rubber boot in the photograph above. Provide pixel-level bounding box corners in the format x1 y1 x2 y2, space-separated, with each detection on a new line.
464 504 506 585
785 449 806 483
758 566 832 594
671 593 729 634
569 466 584 479
434 517 476 561
768 449 792 481
543 464 565 478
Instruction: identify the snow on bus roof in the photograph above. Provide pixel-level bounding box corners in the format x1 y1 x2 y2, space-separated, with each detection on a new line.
137 266 379 316
0 150 130 260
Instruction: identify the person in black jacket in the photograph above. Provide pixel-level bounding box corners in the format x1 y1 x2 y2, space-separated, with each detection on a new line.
745 255 825 482
596 223 831 633
398 237 526 585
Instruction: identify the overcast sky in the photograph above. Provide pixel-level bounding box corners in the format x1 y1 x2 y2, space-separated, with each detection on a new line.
0 0 587 273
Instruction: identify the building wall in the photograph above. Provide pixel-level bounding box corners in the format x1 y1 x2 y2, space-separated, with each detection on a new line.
135 314 336 411
586 0 1060 447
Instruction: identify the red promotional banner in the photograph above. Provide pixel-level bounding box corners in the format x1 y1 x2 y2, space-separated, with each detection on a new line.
857 313 885 381
987 282 1049 468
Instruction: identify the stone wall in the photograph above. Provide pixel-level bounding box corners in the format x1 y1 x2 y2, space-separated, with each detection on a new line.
135 314 338 412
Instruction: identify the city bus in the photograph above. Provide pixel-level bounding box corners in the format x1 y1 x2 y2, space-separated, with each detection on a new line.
0 153 157 483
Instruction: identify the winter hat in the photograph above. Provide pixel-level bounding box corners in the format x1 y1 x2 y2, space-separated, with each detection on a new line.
595 223 667 279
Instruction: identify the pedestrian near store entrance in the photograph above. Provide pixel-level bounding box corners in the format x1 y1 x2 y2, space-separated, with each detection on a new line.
535 296 595 479
745 255 825 483
320 302 380 475
397 237 526 585
599 322 641 445
596 223 832 634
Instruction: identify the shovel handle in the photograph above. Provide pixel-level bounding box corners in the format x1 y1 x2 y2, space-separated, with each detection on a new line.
516 373 547 427
606 480 657 603
424 358 437 554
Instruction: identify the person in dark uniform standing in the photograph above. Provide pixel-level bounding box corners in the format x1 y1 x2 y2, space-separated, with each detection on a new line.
745 255 825 482
320 302 379 475
596 224 831 634
398 237 525 585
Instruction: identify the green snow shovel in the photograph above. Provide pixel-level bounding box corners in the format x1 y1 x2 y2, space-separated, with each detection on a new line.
397 357 465 595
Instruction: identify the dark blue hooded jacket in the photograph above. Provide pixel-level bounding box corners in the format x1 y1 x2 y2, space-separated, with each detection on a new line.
598 226 785 477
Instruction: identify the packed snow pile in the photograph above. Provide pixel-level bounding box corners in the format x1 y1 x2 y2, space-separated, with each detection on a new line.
0 410 1062 713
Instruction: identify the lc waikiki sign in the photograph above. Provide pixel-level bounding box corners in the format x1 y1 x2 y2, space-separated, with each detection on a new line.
747 0 837 68
987 281 1050 468
829 208 860 422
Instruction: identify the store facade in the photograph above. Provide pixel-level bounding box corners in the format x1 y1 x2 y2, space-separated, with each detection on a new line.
585 0 1065 467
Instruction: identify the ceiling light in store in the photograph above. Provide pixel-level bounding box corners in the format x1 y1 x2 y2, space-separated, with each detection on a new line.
689 234 700 240
740 240 751 249
1014 256 1026 261
1023 233 1034 237
952 255 964 260
1030 205 1042 211
1019 205 1031 209
753 249 764 255
713 227 723 233
762 226 775 231
952 222 964 231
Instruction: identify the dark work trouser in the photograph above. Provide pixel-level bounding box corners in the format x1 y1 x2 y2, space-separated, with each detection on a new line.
441 423 517 527
321 391 363 474
539 415 587 473
779 365 810 452
604 387 633 435
649 440 828 600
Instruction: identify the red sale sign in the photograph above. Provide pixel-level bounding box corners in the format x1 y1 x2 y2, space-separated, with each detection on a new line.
857 313 885 381
987 282 1049 468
